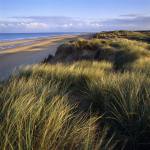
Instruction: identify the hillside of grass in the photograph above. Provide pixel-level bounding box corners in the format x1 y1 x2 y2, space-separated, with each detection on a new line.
0 31 150 150
94 30 150 43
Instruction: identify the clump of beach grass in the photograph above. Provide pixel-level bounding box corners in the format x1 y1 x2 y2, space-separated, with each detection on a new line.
0 76 109 150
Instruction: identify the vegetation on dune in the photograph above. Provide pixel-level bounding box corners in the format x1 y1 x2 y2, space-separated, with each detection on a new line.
0 64 116 150
54 33 150 71
0 31 150 150
94 30 150 43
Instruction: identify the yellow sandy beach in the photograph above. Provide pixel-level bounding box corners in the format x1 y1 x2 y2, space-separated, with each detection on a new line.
0 35 79 80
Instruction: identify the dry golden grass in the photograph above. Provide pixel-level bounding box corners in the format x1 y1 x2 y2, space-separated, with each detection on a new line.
0 31 150 150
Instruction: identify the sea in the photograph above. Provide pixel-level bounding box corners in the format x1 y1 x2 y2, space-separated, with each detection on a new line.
0 32 81 41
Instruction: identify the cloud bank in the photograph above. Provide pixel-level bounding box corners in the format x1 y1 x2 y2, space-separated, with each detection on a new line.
0 15 150 33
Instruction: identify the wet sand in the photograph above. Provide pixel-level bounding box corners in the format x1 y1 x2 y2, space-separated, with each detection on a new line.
0 35 79 80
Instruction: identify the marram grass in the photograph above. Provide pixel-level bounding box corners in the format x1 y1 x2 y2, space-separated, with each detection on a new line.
0 59 150 150
1 31 150 149
0 65 115 150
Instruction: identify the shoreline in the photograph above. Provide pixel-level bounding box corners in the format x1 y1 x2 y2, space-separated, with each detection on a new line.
0 34 80 53
0 33 82 42
0 34 81 80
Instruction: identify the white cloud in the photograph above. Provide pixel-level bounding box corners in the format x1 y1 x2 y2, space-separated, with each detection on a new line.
62 23 73 28
0 21 49 32
0 15 150 32
0 23 6 28
25 22 49 29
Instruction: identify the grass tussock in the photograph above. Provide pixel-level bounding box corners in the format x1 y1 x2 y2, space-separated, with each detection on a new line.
0 77 108 150
0 31 150 149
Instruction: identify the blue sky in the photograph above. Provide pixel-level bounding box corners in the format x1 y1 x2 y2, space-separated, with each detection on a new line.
0 0 150 32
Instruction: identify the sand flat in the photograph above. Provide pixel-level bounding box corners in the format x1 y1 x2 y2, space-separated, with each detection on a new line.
0 35 79 80
0 35 78 54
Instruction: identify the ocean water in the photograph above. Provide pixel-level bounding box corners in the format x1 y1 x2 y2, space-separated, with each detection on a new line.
0 32 80 41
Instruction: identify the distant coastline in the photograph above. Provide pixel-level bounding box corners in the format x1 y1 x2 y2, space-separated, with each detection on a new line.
0 32 83 41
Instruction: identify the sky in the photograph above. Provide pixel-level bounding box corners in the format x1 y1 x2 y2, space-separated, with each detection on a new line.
0 0 150 32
